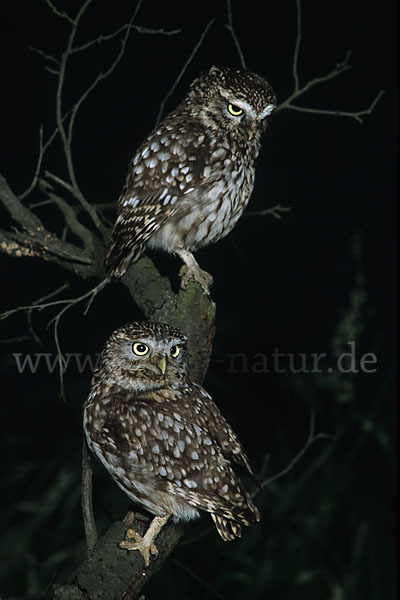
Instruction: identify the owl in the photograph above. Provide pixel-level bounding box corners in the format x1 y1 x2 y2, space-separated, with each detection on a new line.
106 65 277 291
83 322 260 566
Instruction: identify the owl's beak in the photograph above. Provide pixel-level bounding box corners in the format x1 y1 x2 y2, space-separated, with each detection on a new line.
158 355 167 375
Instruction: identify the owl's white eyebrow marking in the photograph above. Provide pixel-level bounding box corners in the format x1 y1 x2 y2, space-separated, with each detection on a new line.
259 104 276 119
218 90 255 118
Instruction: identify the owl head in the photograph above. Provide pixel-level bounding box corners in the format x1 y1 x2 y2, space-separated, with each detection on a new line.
96 322 188 393
184 65 277 138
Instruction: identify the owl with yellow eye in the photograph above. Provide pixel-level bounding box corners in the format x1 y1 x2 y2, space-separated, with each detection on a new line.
84 322 260 566
106 65 277 292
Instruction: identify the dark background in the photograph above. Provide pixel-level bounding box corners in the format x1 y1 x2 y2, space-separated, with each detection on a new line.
0 1 397 599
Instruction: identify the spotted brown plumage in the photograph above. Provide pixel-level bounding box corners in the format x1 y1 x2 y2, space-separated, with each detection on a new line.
106 66 276 290
83 322 260 565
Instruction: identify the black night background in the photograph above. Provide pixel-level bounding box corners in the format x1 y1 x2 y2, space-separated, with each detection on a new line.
0 1 397 599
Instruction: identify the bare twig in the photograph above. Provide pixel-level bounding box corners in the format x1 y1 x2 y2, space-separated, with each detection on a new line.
45 278 109 398
18 126 45 201
257 409 332 492
45 0 75 24
279 90 385 123
0 279 109 398
65 3 142 214
38 180 94 247
174 560 228 600
0 335 32 345
18 113 70 201
155 19 215 126
82 440 97 551
72 23 180 54
27 282 70 346
275 1 385 121
293 0 302 91
225 0 246 69
30 46 60 65
53 0 105 234
246 204 291 220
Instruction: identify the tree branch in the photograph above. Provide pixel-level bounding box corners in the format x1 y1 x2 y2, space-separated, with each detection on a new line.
52 513 184 600
274 1 385 121
246 203 291 220
1 1 384 597
257 409 332 491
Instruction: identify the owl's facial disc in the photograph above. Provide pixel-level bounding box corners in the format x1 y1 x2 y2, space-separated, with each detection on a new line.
117 336 185 392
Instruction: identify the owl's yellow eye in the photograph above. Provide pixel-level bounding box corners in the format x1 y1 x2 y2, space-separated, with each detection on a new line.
132 342 149 356
170 345 180 358
227 103 243 116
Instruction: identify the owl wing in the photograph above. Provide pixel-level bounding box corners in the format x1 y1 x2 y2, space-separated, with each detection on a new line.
154 386 260 527
106 114 212 277
192 383 255 475
106 189 178 277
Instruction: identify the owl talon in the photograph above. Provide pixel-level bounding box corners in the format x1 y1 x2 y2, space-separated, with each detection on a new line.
120 529 158 567
119 514 170 567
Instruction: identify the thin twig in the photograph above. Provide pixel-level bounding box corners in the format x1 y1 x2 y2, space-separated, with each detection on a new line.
82 440 98 551
281 90 385 123
45 278 109 398
18 114 68 201
0 336 32 345
275 2 385 122
155 19 215 126
246 204 291 220
174 560 227 600
0 284 71 321
277 50 353 113
66 3 141 196
0 279 109 398
27 282 70 346
225 0 246 68
257 409 332 492
38 179 93 246
72 24 180 53
30 46 60 65
45 0 74 24
293 0 302 91
54 0 104 233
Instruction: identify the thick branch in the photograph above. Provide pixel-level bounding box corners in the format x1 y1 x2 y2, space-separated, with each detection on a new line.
52 514 184 600
0 174 106 278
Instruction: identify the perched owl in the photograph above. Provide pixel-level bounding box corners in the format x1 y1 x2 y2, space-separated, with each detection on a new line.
106 66 277 291
83 322 260 566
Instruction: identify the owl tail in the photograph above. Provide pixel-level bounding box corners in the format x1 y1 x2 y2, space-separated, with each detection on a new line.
105 204 172 277
211 513 242 541
106 240 143 278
